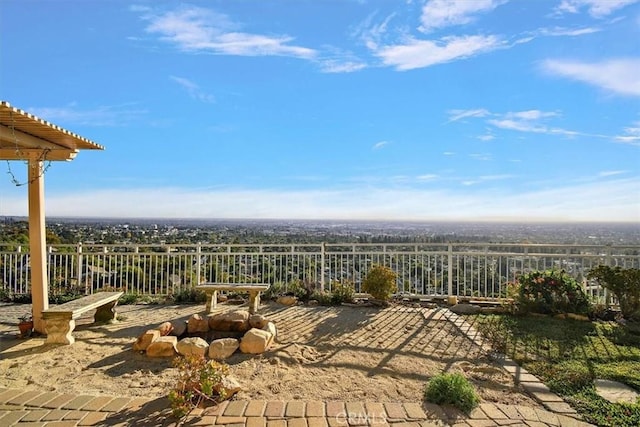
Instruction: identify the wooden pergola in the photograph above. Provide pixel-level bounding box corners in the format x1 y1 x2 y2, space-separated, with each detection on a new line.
0 101 104 334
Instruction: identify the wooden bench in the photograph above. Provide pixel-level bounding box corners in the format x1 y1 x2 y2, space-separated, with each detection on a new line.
196 283 270 314
42 291 123 345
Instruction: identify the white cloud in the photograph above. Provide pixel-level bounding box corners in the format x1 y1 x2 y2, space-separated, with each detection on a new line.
478 134 495 141
538 26 601 36
28 104 147 127
420 0 508 32
615 122 640 145
170 76 214 103
447 108 490 122
506 110 559 120
142 5 316 59
542 58 640 97
373 141 390 150
318 59 367 73
417 174 439 181
598 170 627 177
376 35 503 70
487 110 562 133
555 0 639 18
3 177 637 221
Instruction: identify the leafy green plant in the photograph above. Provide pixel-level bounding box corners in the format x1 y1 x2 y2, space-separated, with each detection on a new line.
331 281 355 305
168 355 230 419
309 290 333 305
512 269 591 315
587 266 640 321
424 372 479 414
362 264 397 301
263 281 287 300
170 288 208 304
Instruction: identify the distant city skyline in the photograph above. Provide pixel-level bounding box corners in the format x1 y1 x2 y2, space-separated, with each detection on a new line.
1 0 639 222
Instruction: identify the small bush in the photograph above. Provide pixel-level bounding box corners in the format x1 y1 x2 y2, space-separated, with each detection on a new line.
170 288 208 304
588 266 640 321
362 264 397 301
513 269 591 315
424 372 480 414
118 292 141 305
263 281 287 300
309 290 334 305
168 355 230 419
331 281 355 305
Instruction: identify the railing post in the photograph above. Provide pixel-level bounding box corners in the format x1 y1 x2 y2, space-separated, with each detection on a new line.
604 246 612 307
76 243 85 295
320 242 326 292
196 243 202 285
447 244 453 297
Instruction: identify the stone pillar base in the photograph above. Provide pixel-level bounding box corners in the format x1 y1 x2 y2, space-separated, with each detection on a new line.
95 301 118 323
45 318 76 345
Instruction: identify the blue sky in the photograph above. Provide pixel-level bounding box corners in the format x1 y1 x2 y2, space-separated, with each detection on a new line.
1 0 639 222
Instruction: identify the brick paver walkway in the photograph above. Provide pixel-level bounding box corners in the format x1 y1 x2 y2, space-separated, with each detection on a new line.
0 387 595 426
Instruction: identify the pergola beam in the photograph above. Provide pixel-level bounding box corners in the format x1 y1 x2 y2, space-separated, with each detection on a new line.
0 124 65 149
0 148 78 161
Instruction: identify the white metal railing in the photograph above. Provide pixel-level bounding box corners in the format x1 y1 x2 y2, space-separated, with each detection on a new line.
1 242 638 303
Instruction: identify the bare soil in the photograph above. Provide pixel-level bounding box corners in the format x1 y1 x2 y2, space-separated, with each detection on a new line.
0 302 539 407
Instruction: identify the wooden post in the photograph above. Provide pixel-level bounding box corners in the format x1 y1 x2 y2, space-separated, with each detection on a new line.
28 159 49 334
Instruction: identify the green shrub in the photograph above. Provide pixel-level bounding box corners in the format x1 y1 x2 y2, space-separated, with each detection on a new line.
309 290 334 305
587 266 640 321
331 281 355 305
513 269 591 315
362 264 397 301
263 281 287 300
170 288 208 304
424 372 480 414
168 355 230 419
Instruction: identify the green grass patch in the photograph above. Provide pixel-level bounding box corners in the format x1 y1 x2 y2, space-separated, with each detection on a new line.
475 314 640 427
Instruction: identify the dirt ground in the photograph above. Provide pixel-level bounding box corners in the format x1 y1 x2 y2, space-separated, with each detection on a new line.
0 302 539 407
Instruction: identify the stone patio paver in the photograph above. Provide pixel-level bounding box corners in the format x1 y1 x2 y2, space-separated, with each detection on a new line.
286 401 306 418
265 401 286 418
58 395 94 410
38 393 76 410
225 400 248 417
245 400 268 417
306 401 325 417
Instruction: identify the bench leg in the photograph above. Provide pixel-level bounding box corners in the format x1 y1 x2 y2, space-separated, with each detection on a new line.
95 301 119 323
205 291 218 313
248 291 261 314
45 318 75 345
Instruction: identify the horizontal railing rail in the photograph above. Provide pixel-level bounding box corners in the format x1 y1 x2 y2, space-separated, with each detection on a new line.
1 242 638 303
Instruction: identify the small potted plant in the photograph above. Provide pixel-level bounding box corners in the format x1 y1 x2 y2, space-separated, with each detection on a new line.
18 313 33 338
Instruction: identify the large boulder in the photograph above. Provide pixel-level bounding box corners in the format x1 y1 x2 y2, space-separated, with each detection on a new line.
208 310 250 332
146 336 178 357
240 328 274 354
209 338 240 360
262 321 278 341
215 376 242 398
277 296 298 306
133 329 160 352
187 314 210 334
170 320 188 337
177 337 209 358
157 322 174 336
249 314 269 329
